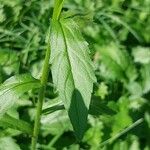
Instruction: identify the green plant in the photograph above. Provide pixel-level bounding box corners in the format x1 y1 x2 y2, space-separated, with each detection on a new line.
0 0 149 149
0 0 96 149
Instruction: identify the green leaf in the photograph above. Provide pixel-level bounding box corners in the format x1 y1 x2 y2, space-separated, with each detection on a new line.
113 140 129 150
111 97 132 137
129 136 140 150
95 82 108 99
42 96 116 116
0 114 32 135
52 0 64 20
89 96 116 116
140 64 150 94
0 74 41 117
102 14 142 42
126 81 143 98
132 47 150 64
0 49 19 75
83 117 104 147
62 11 94 29
41 110 71 135
97 43 137 82
42 103 64 115
145 112 150 129
50 18 96 140
0 137 20 150
42 98 64 115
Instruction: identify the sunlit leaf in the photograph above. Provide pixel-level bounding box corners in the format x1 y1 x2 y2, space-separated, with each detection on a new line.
132 47 150 64
0 74 41 117
0 137 20 150
83 117 103 148
111 97 132 137
95 82 108 99
41 110 71 135
50 18 96 140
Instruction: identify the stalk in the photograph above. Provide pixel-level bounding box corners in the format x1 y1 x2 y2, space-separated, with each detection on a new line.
31 41 50 150
52 0 64 21
31 0 64 149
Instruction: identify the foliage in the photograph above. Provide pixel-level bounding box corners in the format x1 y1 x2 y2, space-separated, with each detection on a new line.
0 0 149 149
50 17 96 140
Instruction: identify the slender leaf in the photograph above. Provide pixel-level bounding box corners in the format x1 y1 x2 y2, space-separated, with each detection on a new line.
0 114 32 135
102 13 142 42
42 104 64 115
0 74 41 117
50 18 96 140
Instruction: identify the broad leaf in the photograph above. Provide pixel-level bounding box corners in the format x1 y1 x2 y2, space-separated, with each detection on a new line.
0 74 41 117
50 18 96 140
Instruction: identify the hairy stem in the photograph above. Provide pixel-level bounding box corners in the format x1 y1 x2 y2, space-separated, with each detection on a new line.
31 0 64 149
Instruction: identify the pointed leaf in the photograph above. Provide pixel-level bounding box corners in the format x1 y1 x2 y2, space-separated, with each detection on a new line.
50 18 96 140
0 74 41 117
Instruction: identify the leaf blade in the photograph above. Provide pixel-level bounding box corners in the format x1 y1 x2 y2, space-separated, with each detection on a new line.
50 18 96 140
0 114 32 135
0 74 41 117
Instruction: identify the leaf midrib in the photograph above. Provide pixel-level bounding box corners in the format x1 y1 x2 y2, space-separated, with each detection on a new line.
63 21 95 81
58 21 81 130
0 81 40 97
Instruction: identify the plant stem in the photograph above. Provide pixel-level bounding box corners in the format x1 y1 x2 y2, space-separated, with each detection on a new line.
31 0 64 149
52 0 64 21
31 41 50 150
99 118 143 147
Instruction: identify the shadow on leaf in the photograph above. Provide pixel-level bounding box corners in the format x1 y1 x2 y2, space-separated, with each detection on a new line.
68 89 88 141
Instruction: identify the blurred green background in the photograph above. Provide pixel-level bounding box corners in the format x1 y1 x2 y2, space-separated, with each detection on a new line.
0 0 150 149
